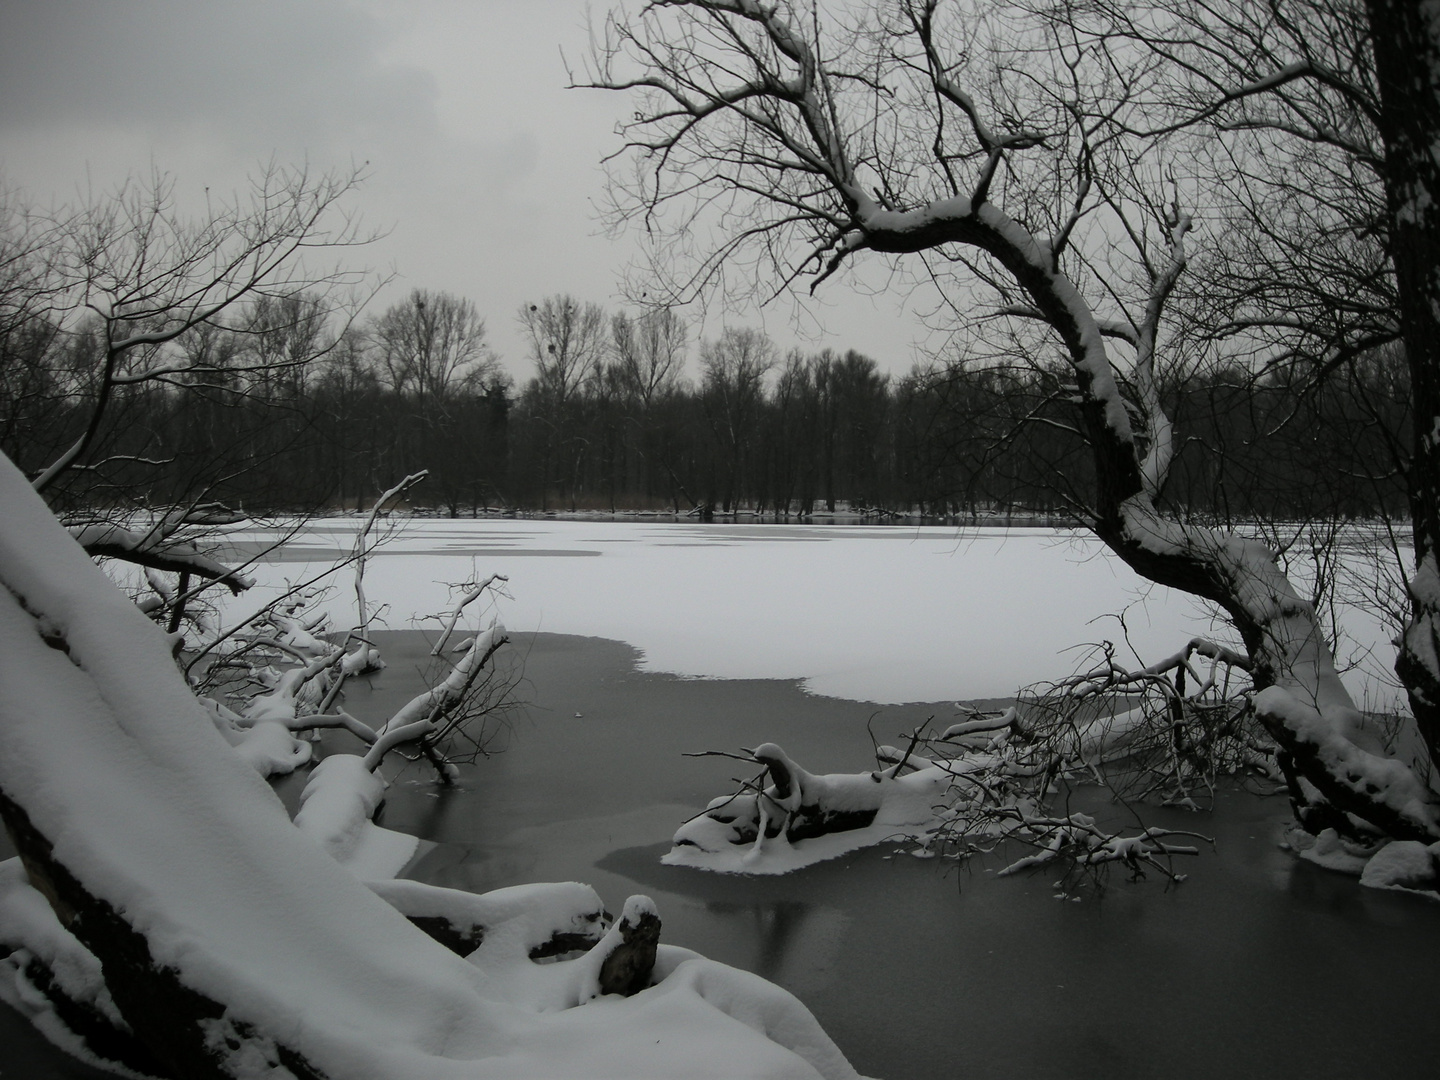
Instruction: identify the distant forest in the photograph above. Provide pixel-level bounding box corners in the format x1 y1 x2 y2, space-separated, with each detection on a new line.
2 287 1411 525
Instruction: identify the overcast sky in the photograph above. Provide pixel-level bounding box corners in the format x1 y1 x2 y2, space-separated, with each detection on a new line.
0 0 938 383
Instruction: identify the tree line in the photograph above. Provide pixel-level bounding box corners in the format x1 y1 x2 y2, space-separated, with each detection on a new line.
0 279 1411 525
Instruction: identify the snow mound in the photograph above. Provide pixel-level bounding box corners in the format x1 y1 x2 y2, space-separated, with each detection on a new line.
294 754 420 881
232 719 314 776
1359 840 1440 900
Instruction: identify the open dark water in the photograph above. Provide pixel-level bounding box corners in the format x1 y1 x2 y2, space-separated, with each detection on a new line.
5 629 1440 1078
336 632 1440 1080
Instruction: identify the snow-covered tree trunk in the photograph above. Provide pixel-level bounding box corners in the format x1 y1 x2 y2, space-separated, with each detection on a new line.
588 0 1440 842
1366 0 1440 773
883 195 1437 840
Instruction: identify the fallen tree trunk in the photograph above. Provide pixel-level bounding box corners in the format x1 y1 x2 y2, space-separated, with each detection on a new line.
0 790 325 1080
0 451 862 1080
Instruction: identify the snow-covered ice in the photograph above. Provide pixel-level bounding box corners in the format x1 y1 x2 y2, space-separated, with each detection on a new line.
215 517 1401 708
217 520 1213 702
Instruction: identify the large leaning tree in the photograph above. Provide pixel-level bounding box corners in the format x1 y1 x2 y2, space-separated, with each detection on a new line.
1080 0 1440 780
585 0 1440 841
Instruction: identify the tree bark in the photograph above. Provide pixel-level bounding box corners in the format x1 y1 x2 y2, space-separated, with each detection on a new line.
1365 0 1440 772
0 791 324 1079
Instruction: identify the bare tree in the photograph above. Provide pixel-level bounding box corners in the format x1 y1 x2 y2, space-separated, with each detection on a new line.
588 0 1438 841
1059 0 1440 773
612 305 688 409
0 167 390 701
600 307 688 506
1062 0 1426 743
28 163 372 496
699 326 774 513
519 294 609 411
518 294 610 507
372 289 497 407
235 292 332 403
369 289 500 513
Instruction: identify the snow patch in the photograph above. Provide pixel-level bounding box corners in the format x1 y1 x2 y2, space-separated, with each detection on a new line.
1358 840 1440 900
1292 828 1374 875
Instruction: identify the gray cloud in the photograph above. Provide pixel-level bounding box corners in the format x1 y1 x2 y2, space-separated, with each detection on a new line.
0 0 438 156
0 0 931 377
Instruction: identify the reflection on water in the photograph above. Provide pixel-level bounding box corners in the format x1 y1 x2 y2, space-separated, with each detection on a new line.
704 899 849 989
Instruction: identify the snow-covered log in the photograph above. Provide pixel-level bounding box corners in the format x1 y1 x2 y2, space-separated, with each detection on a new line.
668 728 1215 881
367 880 608 959
667 743 954 873
267 609 335 659
293 754 420 880
940 707 1020 742
672 638 1276 878
0 451 862 1079
383 621 508 736
243 649 340 724
362 620 511 782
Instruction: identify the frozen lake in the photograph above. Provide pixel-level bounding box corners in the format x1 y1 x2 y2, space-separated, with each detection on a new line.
239 519 1427 1078
221 517 1399 708
6 519 1436 1078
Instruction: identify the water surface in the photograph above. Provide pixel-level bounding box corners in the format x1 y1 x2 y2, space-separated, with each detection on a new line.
352 631 1440 1080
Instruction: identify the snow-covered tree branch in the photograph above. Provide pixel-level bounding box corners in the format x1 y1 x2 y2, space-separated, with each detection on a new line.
589 0 1440 851
71 519 254 595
